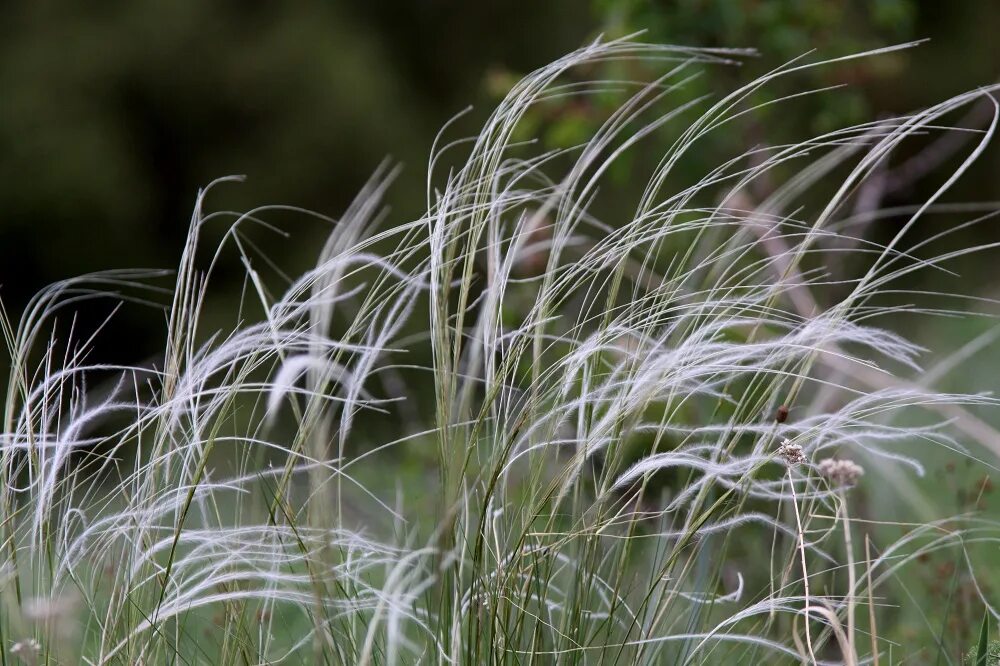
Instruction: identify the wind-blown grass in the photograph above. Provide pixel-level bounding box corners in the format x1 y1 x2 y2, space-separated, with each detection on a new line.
3 37 1000 664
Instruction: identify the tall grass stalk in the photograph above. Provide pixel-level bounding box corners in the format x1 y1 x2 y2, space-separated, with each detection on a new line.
2 37 1000 664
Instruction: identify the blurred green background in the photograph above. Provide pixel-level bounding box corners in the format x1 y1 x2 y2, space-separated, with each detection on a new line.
2 1 999 353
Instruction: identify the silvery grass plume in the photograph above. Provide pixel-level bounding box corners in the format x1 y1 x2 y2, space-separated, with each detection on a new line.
2 36 1000 664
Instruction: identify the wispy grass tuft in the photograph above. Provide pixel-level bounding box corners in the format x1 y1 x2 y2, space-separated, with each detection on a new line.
2 37 1000 664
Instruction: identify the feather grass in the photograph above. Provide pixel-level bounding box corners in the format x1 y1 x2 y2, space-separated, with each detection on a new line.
2 37 999 664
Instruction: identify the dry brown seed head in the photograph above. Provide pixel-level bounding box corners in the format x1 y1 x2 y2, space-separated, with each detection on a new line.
777 439 806 465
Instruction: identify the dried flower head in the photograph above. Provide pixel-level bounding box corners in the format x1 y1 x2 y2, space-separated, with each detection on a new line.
818 458 865 487
777 439 806 465
10 638 41 660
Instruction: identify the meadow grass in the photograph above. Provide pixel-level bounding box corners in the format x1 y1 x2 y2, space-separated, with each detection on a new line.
2 37 1000 664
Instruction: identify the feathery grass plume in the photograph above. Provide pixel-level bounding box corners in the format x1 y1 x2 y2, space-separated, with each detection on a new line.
2 36 1000 663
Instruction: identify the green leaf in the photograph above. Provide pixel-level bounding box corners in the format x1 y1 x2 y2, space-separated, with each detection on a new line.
977 608 991 666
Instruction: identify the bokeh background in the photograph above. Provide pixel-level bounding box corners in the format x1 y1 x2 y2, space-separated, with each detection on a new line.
2 1 999 360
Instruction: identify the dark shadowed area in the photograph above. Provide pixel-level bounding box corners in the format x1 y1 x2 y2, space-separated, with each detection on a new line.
3 3 999 365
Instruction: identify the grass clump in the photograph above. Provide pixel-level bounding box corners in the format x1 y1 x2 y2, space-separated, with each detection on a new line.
2 37 1000 664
